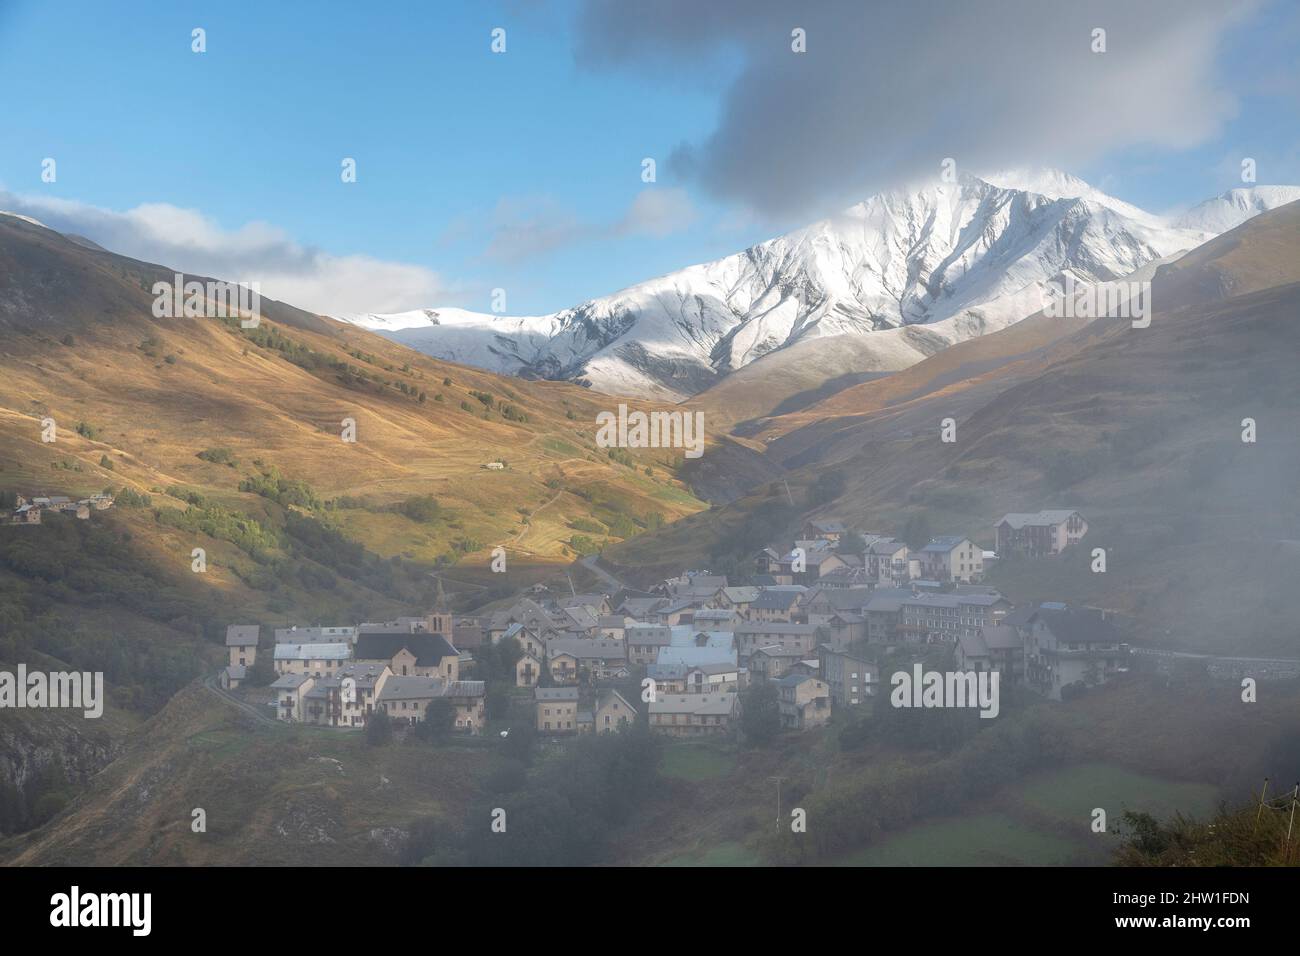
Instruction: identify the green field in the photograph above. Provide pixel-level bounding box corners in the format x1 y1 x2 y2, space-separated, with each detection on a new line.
833 762 1220 867
659 742 735 781
836 813 1080 866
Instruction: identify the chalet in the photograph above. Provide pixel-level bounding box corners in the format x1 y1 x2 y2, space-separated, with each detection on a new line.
273 642 350 678
683 661 743 694
754 547 783 577
862 589 911 643
865 538 910 586
959 624 1026 682
649 693 736 737
653 598 699 627
498 622 545 660
818 648 874 708
748 644 805 682
800 519 846 544
536 686 580 734
555 604 600 637
303 663 390 728
545 638 628 683
626 624 673 665
591 689 637 733
774 675 831 730
996 510 1088 559
515 651 544 688
691 608 738 631
617 596 666 619
734 622 818 660
220 664 246 690
717 586 761 614
802 586 872 622
378 676 487 734
225 624 259 669
561 593 612 616
645 661 689 695
270 673 314 722
353 631 460 680
919 536 984 583
1024 606 1126 700
747 587 805 623
598 615 634 641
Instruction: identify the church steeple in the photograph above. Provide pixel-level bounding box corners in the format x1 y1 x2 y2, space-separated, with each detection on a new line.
427 575 453 638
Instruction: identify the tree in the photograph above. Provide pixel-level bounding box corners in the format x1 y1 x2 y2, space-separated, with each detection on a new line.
836 531 866 555
416 698 457 742
365 708 393 747
901 513 933 550
245 655 276 687
740 682 782 746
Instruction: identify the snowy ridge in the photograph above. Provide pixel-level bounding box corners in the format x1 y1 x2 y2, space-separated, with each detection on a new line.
344 171 1295 400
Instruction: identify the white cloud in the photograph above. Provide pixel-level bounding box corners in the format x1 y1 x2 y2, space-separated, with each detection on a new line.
575 0 1257 218
0 191 449 317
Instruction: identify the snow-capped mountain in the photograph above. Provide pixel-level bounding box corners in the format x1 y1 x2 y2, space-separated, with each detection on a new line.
1174 186 1300 234
344 172 1291 400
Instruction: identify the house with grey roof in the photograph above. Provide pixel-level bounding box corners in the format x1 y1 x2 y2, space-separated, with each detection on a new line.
226 625 259 671
996 510 1088 559
773 674 831 730
919 536 984 583
273 642 351 678
648 693 736 737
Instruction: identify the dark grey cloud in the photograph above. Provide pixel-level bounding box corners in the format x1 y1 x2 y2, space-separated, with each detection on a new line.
574 0 1255 217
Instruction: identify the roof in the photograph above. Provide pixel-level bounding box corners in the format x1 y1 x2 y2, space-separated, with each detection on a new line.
649 693 736 716
921 535 971 553
224 664 247 680
752 589 804 610
559 605 599 630
270 673 311 689
380 676 486 701
618 597 666 616
597 688 637 716
225 624 259 646
722 586 761 603
957 631 990 659
597 615 633 628
546 638 627 661
686 661 740 676
656 645 737 669
867 538 907 555
863 589 913 613
626 624 673 645
353 631 458 667
535 687 579 702
734 622 817 635
999 510 1083 529
772 673 822 689
981 625 1023 650
273 642 351 661
1037 607 1123 645
751 644 806 659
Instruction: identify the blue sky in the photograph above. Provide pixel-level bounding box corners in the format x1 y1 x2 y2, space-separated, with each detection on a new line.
1 0 1297 316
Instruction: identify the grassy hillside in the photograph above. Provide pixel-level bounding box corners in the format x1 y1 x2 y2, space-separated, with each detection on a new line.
0 212 706 632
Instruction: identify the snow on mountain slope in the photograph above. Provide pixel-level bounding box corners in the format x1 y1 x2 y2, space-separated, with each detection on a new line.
1175 186 1300 234
345 172 1278 400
